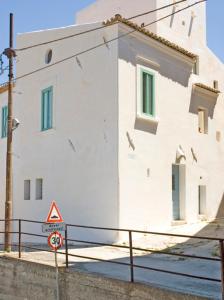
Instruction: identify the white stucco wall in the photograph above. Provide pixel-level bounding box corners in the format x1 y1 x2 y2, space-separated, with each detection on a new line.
117 23 224 232
0 91 8 236
76 0 157 33
156 0 207 48
0 1 224 244
0 23 120 243
76 0 207 48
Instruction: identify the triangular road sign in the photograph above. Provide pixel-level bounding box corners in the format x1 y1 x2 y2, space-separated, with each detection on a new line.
46 201 64 223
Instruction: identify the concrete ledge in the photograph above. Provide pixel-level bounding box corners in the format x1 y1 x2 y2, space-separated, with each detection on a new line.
171 220 187 226
0 256 214 300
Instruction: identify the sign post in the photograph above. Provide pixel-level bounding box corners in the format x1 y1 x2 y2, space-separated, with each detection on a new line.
54 232 59 300
44 201 65 300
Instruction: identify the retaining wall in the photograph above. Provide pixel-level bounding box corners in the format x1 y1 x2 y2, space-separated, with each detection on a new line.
0 256 212 300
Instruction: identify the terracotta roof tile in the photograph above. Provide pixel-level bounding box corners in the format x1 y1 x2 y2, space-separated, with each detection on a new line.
0 82 15 94
0 83 9 94
103 15 197 60
194 83 220 94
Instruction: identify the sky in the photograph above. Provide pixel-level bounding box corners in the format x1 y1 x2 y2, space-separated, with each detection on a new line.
0 0 223 83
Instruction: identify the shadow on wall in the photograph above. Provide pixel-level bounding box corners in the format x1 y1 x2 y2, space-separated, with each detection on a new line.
119 35 193 88
215 192 224 219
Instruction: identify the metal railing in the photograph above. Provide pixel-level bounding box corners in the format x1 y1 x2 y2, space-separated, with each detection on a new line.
0 219 223 299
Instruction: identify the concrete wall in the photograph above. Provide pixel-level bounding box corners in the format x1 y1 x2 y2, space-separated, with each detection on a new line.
0 256 211 300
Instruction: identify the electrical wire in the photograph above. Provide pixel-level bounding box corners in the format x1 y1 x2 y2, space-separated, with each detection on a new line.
15 0 188 52
0 0 205 87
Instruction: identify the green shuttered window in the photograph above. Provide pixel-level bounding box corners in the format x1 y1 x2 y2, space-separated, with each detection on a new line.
141 69 155 117
41 86 53 131
1 106 8 138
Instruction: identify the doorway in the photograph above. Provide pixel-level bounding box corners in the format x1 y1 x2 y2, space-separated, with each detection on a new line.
198 185 206 215
172 164 185 221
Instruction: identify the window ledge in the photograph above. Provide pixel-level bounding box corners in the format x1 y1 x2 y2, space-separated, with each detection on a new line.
41 127 55 133
136 113 159 124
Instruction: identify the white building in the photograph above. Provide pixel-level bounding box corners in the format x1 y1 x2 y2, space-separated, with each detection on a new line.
0 0 224 242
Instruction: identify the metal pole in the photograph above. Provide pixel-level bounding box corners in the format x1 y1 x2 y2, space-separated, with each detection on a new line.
65 225 69 268
220 240 224 300
18 219 21 258
4 13 14 252
128 230 134 282
54 233 60 300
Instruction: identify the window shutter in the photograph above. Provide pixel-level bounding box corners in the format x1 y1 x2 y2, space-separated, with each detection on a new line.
142 70 154 117
41 87 53 131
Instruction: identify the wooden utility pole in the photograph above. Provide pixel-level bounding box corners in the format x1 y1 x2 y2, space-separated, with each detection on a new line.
4 13 15 252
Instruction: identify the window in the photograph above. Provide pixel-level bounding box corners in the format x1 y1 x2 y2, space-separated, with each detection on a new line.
198 108 208 134
36 178 43 200
198 185 206 215
193 56 199 75
141 69 155 117
24 180 31 200
216 131 221 142
213 80 219 90
41 87 53 131
1 106 8 138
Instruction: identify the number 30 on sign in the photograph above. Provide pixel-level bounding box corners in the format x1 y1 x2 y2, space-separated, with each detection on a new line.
48 231 63 250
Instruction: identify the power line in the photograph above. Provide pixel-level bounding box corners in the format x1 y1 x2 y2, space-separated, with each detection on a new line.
0 0 205 87
15 0 188 52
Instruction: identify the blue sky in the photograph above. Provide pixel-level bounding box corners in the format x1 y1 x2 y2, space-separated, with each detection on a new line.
0 0 223 83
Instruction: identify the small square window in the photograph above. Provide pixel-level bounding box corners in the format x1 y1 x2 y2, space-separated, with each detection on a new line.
24 180 31 200
1 106 8 138
216 131 221 142
198 108 208 134
213 80 219 90
193 56 199 75
36 178 43 200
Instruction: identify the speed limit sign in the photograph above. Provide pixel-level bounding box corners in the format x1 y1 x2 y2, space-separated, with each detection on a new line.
48 231 63 250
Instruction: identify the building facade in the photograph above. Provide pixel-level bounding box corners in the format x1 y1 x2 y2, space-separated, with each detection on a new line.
0 0 224 241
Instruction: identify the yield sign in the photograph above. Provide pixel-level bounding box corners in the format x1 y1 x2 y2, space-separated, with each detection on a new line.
46 201 64 223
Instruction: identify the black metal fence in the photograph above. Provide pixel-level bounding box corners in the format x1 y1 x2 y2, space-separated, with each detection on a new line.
0 219 223 299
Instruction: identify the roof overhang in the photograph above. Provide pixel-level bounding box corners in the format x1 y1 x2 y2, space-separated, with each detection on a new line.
103 15 197 64
0 83 9 94
193 83 220 99
0 82 16 95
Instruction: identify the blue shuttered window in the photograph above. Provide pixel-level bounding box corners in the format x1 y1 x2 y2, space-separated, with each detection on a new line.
1 106 8 138
41 87 53 131
141 69 155 117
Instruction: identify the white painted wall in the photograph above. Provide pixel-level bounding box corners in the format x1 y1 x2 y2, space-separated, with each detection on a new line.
76 0 157 33
76 0 207 47
0 23 120 243
156 0 207 47
0 1 223 244
117 23 224 232
0 91 8 237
